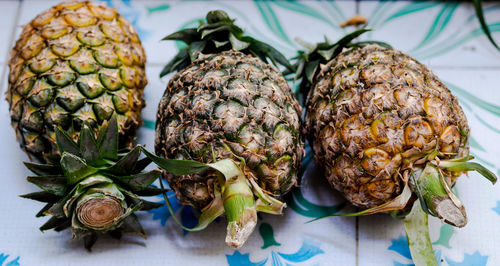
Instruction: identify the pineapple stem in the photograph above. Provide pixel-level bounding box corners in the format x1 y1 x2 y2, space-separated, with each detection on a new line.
144 150 286 248
222 173 257 249
74 190 125 231
410 163 467 227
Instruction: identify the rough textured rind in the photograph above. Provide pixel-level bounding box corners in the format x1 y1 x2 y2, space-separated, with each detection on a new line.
155 50 304 209
7 1 147 162
305 44 469 208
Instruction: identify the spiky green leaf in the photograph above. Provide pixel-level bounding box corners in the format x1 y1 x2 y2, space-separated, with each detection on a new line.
23 162 62 176
134 186 167 196
120 214 146 239
351 40 392 49
317 46 336 61
160 47 190 77
79 125 99 163
36 203 52 217
305 59 320 83
333 28 372 54
20 191 60 203
117 169 162 191
437 160 497 184
107 146 141 175
48 200 66 218
132 157 153 174
200 25 232 39
307 181 412 221
60 153 99 185
139 200 164 211
55 127 80 156
213 39 229 48
161 28 200 43
229 33 250 51
252 41 294 71
143 148 209 175
84 233 98 252
27 175 66 196
97 114 118 160
53 219 71 232
188 41 207 61
40 216 70 231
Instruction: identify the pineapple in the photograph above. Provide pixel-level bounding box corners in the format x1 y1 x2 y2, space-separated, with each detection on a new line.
8 1 158 250
146 10 304 249
305 43 471 209
7 1 146 163
296 30 497 263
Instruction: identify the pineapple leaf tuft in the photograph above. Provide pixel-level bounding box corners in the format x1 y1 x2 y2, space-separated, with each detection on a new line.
292 28 391 103
160 10 293 78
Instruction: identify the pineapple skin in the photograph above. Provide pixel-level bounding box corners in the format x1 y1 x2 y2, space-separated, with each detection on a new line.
155 51 304 209
7 1 147 162
305 44 469 208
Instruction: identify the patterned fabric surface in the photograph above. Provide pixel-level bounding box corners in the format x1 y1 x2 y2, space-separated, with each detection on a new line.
0 0 499 265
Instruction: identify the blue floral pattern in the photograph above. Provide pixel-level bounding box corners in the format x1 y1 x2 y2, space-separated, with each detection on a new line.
446 251 488 266
227 238 324 266
0 254 20 266
493 201 500 216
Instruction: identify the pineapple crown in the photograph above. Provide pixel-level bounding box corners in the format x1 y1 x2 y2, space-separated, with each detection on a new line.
159 10 293 77
292 29 391 103
21 114 163 251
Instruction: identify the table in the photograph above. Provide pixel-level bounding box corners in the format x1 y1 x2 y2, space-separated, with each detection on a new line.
0 0 499 265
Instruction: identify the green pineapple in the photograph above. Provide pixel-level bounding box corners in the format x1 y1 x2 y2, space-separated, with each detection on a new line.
8 1 159 250
7 1 146 163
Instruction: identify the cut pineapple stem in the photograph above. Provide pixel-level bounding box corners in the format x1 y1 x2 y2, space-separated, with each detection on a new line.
75 192 125 231
411 155 497 227
222 174 257 249
410 163 467 227
145 149 286 248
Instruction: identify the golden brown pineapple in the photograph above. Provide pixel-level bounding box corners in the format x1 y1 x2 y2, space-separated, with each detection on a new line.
305 44 469 208
300 38 497 264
